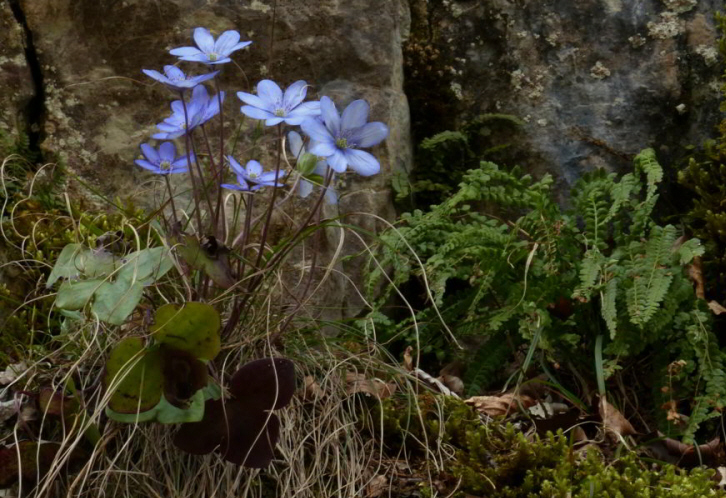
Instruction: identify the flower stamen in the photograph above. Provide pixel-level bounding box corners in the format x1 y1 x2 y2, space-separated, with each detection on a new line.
335 137 348 149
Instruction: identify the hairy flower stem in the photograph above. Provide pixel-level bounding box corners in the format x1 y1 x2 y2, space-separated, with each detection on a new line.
179 92 203 234
222 169 333 338
190 139 216 223
213 76 226 238
251 124 283 273
272 205 323 342
164 175 179 226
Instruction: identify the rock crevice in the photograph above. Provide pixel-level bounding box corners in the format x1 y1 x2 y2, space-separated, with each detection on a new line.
7 0 45 157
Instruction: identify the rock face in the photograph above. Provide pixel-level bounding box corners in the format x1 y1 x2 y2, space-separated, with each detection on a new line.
1 0 723 316
404 0 723 194
6 0 411 319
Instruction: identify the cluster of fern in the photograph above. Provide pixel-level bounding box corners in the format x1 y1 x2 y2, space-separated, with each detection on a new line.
367 149 724 439
372 396 724 497
678 13 726 300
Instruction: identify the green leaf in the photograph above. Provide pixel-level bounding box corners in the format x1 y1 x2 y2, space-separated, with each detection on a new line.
202 381 222 401
46 243 87 288
151 302 221 360
104 391 205 424
55 279 104 310
155 390 205 424
83 249 118 278
117 247 174 285
103 338 163 414
91 279 144 325
297 153 319 176
104 405 159 423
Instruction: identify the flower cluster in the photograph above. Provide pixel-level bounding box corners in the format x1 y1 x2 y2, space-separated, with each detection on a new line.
136 26 389 201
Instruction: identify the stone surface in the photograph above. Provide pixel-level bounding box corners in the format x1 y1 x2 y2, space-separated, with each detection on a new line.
2 0 724 317
0 2 36 137
404 0 723 196
9 0 410 319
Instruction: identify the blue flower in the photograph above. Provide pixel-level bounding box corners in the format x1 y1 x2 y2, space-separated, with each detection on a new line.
135 142 193 174
142 65 219 92
222 157 285 192
288 131 337 205
153 85 225 140
300 97 388 176
238 80 320 126
170 27 251 65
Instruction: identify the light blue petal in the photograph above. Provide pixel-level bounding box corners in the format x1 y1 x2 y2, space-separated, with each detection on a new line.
171 153 194 167
221 182 249 192
301 118 334 144
206 57 232 65
285 102 322 125
309 142 336 157
230 41 252 52
264 117 284 126
343 149 380 176
341 100 369 131
257 80 283 106
245 160 263 178
227 156 245 176
324 186 339 205
313 160 328 175
298 179 313 198
140 143 160 164
349 122 389 148
283 80 308 109
158 142 176 162
327 150 348 173
214 30 241 55
189 72 219 85
164 65 185 79
170 46 202 57
135 159 159 172
193 27 215 53
287 131 304 158
179 54 213 64
320 96 340 137
237 91 269 110
241 105 275 121
142 69 167 84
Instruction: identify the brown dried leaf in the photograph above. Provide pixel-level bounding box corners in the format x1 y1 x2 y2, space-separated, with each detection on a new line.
438 374 464 396
598 397 636 438
403 346 414 372
465 393 536 417
302 376 324 400
365 475 388 498
346 372 396 399
709 300 726 315
689 256 705 299
649 433 722 467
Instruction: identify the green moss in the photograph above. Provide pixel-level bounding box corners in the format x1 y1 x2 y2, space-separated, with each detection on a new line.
373 396 725 497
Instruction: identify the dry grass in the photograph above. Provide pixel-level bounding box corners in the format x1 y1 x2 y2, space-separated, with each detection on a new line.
0 162 453 498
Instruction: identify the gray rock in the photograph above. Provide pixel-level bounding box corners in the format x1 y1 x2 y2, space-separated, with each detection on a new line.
405 0 723 197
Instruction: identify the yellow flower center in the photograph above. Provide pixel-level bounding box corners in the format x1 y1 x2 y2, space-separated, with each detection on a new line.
160 160 172 170
335 138 348 149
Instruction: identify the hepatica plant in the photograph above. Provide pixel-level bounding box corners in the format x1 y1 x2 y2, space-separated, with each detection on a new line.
44 25 389 469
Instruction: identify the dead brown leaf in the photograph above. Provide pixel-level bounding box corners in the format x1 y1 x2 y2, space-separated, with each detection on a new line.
301 376 324 401
438 374 464 396
365 475 387 498
709 300 726 315
598 397 636 438
465 393 536 417
403 346 414 372
648 433 722 467
689 256 705 299
346 372 396 399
